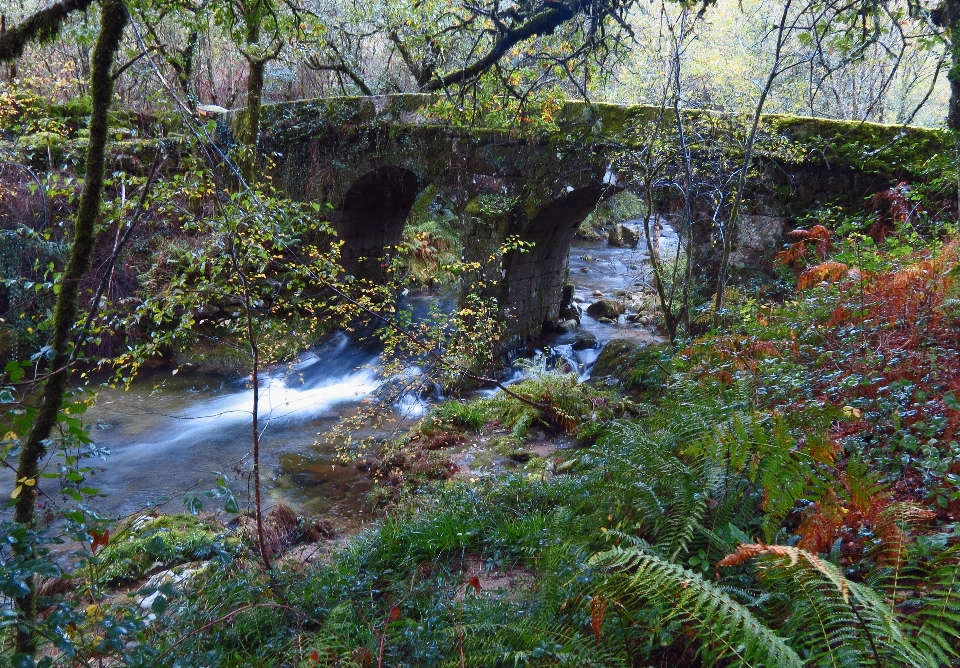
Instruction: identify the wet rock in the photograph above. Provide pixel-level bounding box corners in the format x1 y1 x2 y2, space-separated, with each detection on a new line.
542 319 561 333
597 317 616 324
579 267 589 273
608 223 640 248
139 563 208 611
508 451 532 462
557 319 578 333
592 290 603 297
559 302 582 323
591 339 639 379
572 332 598 350
586 299 626 320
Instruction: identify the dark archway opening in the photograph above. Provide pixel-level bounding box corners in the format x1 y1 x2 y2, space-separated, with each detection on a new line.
501 185 619 344
331 167 420 280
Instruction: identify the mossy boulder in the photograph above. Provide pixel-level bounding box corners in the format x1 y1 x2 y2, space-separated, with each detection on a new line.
16 131 71 162
608 223 639 248
96 514 236 584
591 339 639 380
586 299 626 320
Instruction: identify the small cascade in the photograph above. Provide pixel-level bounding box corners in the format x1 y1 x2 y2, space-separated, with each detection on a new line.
82 333 383 517
65 235 660 522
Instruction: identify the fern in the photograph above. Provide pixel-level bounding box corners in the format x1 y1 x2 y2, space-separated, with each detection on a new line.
594 546 804 667
719 544 934 667
907 545 960 665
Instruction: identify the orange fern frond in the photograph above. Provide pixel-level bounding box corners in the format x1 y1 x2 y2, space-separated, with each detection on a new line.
796 498 843 554
717 542 795 568
775 242 808 267
590 595 606 647
873 502 935 569
868 182 912 242
797 262 850 290
719 544 850 602
806 432 842 466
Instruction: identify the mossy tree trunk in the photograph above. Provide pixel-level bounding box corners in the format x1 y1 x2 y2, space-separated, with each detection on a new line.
242 55 265 183
11 0 127 655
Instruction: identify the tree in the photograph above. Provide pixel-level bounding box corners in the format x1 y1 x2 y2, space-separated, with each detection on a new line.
926 0 960 128
212 0 288 181
300 0 640 101
1 0 127 656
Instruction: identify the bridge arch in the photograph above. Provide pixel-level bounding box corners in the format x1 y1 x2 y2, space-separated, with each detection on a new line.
501 184 619 343
331 166 421 280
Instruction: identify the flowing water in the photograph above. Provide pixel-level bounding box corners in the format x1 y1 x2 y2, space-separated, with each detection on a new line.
19 228 672 531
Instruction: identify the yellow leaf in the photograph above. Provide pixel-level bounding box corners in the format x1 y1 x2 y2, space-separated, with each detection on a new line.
3 431 17 441
11 485 22 499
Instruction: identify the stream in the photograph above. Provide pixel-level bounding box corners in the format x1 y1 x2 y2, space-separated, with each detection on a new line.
18 227 673 532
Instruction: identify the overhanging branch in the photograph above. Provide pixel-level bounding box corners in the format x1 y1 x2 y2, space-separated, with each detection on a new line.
422 1 580 92
0 0 95 62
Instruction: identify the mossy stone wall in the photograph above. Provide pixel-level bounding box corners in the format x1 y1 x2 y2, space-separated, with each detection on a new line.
251 96 951 348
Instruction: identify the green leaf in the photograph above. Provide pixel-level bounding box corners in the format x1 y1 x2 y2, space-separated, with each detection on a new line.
184 497 202 514
945 392 960 412
145 535 167 556
151 594 168 614
225 495 239 514
12 652 36 668
5 361 24 383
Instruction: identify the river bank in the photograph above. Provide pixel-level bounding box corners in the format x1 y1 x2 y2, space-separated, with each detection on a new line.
53 230 665 531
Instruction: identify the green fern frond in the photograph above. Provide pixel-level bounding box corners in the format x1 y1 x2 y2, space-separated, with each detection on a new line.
594 546 804 667
725 545 934 667
908 544 960 665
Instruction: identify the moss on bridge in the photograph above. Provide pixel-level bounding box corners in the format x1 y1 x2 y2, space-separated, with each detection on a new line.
257 94 949 181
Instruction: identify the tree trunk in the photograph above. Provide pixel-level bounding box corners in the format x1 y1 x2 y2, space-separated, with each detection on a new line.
241 57 265 183
12 0 126 655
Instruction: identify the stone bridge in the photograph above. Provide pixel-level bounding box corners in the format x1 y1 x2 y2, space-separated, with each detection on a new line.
251 94 946 348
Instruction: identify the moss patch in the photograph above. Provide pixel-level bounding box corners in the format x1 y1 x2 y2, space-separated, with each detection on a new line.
95 514 237 584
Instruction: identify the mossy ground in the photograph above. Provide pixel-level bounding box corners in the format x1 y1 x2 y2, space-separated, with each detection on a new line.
94 513 237 585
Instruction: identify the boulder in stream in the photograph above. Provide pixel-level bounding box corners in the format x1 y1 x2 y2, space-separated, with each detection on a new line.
586 298 626 320
572 332 598 350
608 223 639 248
559 303 582 323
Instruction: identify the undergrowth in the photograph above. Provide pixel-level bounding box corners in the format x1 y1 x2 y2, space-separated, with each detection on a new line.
8 204 960 667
